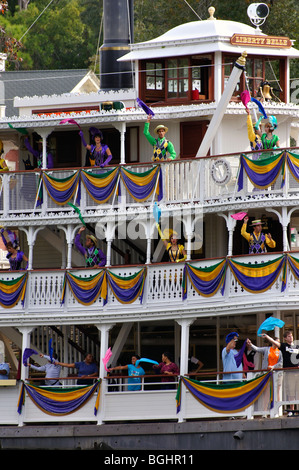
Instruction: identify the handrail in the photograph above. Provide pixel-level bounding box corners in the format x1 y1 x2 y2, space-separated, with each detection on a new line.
6 145 299 174
0 248 297 274
22 367 293 387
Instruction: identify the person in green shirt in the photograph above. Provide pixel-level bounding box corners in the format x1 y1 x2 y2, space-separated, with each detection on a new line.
257 115 280 150
144 115 176 162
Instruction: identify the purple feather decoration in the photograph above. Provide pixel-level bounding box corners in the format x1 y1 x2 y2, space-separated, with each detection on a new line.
136 98 155 117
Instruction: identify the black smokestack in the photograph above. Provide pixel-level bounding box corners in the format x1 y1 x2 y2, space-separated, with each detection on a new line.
100 0 134 89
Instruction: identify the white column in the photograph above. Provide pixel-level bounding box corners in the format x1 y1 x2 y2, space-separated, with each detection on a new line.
19 226 44 270
217 212 236 256
58 224 77 269
176 318 194 423
214 51 223 104
266 206 292 252
176 318 194 377
18 326 34 382
113 122 126 165
96 323 114 425
33 127 54 169
105 221 116 266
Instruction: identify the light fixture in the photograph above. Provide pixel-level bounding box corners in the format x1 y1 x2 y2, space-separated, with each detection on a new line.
247 3 269 32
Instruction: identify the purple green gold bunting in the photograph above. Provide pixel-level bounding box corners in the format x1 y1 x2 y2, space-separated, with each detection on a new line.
0 274 28 308
61 269 147 306
286 152 299 182
17 381 101 416
182 260 226 300
120 166 163 202
176 371 273 414
107 268 147 304
228 256 285 293
61 271 107 306
237 151 285 191
81 168 119 204
42 171 81 205
35 166 163 207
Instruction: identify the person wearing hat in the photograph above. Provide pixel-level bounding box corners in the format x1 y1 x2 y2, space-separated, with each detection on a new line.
156 224 186 263
74 226 106 268
79 128 112 167
241 216 276 254
256 115 280 150
0 140 8 172
222 332 243 382
24 137 54 169
143 115 176 162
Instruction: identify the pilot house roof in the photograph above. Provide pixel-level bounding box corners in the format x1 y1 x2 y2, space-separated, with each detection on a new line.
119 10 299 61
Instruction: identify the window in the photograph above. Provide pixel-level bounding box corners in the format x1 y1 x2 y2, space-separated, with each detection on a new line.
222 55 286 102
223 56 243 97
167 58 189 99
246 58 264 97
191 56 212 99
145 62 164 91
140 54 213 105
143 60 165 103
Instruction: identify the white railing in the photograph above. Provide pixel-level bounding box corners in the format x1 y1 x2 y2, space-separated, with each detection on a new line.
0 252 297 319
2 368 296 426
1 148 299 221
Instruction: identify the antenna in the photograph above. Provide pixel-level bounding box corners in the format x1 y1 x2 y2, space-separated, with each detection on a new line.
247 3 269 33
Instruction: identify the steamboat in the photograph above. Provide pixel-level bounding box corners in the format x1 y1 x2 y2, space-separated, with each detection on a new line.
0 1 298 450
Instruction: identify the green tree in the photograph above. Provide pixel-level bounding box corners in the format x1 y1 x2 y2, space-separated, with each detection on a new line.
2 0 102 69
1 0 299 72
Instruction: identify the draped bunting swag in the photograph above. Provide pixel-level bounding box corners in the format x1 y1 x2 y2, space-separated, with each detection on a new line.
62 271 107 306
237 151 299 191
182 255 289 299
176 371 273 414
17 380 101 416
228 256 286 293
61 268 147 306
0 274 28 308
28 151 299 204
42 171 81 205
36 166 163 206
3 256 299 308
182 260 227 299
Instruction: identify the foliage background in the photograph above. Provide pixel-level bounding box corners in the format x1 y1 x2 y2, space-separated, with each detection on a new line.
2 0 299 78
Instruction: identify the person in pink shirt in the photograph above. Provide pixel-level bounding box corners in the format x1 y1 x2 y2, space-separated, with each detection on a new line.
153 352 179 389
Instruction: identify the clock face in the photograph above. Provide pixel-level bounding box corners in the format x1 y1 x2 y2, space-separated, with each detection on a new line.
211 158 232 185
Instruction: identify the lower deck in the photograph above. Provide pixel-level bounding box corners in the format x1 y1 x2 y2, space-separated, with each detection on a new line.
1 368 298 428
1 369 299 451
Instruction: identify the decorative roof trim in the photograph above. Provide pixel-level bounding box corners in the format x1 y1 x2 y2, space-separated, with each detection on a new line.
1 101 299 129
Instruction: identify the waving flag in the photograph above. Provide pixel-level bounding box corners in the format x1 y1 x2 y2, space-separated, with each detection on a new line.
257 316 285 336
23 348 37 366
135 358 159 367
231 212 247 220
240 90 251 110
102 348 113 372
251 97 267 119
59 118 82 130
153 202 161 223
136 98 155 116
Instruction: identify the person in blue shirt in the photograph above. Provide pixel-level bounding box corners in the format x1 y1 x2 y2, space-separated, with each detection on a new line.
0 360 10 380
56 353 98 385
222 332 243 382
109 354 145 391
30 353 61 386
